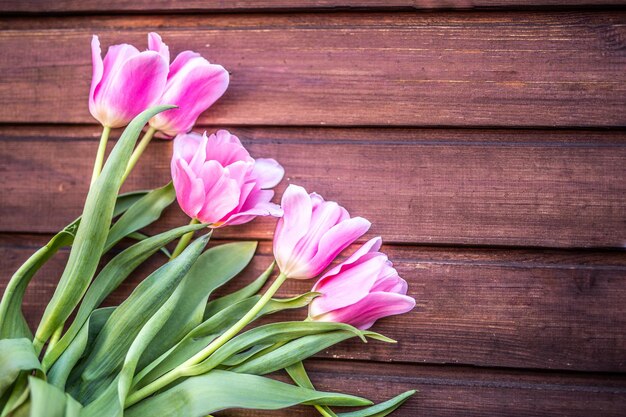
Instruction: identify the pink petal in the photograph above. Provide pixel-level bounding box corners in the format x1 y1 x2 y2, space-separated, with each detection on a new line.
89 35 104 122
96 50 168 128
252 158 285 189
150 57 229 135
273 185 313 275
172 159 205 219
196 167 242 224
168 50 201 79
307 216 371 277
173 132 204 163
205 130 253 166
147 32 170 64
321 292 416 330
310 253 389 317
314 236 382 281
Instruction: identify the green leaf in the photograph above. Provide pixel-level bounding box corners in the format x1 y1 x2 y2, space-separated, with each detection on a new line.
77 234 210 404
82 236 213 417
133 293 314 389
203 261 274 320
125 370 371 417
127 232 171 258
47 307 115 391
287 362 415 417
230 331 357 375
138 241 257 370
42 224 206 371
0 339 42 397
27 377 82 417
104 182 176 252
337 390 415 417
184 322 366 377
0 191 146 340
35 105 175 349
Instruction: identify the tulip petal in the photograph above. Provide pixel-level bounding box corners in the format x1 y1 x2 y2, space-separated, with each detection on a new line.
173 131 204 163
89 35 104 121
315 236 382 281
206 130 253 166
322 292 416 330
148 32 170 63
252 158 285 189
307 216 371 277
151 58 229 136
172 159 205 218
273 185 313 274
97 50 168 128
310 253 390 317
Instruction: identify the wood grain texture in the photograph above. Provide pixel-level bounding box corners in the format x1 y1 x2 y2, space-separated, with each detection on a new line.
2 234 624 372
1 126 624 248
0 12 625 127
2 0 626 13
225 359 626 417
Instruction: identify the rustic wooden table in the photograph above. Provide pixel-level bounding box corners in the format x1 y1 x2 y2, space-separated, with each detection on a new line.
0 1 625 416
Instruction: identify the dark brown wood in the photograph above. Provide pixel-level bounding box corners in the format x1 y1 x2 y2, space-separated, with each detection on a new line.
0 126 624 248
2 0 626 14
226 359 626 417
0 12 625 127
3 234 625 373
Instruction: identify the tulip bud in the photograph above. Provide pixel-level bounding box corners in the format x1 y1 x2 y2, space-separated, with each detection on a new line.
171 130 284 226
309 237 416 330
273 185 371 279
149 51 229 137
89 33 169 128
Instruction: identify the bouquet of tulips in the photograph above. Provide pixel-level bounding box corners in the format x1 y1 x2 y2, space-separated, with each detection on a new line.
0 33 416 417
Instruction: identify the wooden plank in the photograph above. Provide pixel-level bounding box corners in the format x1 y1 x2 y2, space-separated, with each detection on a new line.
0 12 625 127
0 126 625 248
2 0 626 14
228 359 626 417
2 234 625 372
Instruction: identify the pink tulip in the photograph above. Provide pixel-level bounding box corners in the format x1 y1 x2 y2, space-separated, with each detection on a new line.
171 130 284 226
90 33 169 128
273 185 371 279
149 50 229 137
309 237 415 330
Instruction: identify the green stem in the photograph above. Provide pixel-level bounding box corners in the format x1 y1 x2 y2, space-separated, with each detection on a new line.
90 126 111 187
122 126 157 183
125 272 289 407
170 218 200 260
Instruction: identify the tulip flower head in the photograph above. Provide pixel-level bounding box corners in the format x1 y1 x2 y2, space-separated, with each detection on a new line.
90 33 169 128
273 185 371 279
171 130 284 227
149 50 229 137
309 237 415 330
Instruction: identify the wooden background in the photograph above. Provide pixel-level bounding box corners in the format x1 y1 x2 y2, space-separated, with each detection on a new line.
1 1 625 416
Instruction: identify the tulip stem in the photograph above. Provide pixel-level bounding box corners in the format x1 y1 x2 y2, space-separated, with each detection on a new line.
125 272 289 407
122 126 157 183
90 126 111 187
170 218 200 260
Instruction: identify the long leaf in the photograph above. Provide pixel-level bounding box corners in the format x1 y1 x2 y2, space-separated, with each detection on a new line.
47 307 115 391
125 370 371 417
104 182 176 252
133 293 315 389
137 241 257 370
27 377 82 417
77 234 209 404
42 223 206 370
286 362 416 417
203 261 274 320
82 236 212 417
0 339 42 397
0 192 145 340
185 322 367 377
35 105 174 349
